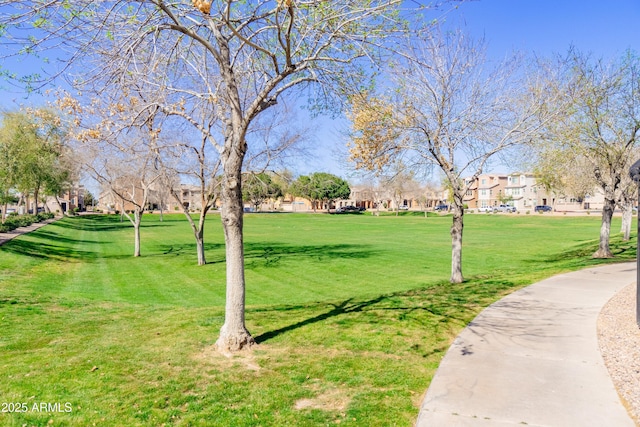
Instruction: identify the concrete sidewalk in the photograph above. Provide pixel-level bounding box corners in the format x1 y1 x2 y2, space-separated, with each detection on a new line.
416 263 636 426
0 217 58 246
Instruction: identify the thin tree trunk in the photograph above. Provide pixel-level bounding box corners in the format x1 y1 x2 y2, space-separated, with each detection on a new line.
171 189 209 266
593 198 615 258
621 203 632 241
195 210 207 266
33 186 39 215
1 201 6 224
134 209 141 257
450 199 465 284
216 147 255 352
196 232 206 266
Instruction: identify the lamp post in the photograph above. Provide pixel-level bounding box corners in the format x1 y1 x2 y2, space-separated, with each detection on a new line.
629 159 640 327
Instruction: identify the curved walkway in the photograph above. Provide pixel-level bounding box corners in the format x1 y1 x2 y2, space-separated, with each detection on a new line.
417 262 636 427
0 217 59 246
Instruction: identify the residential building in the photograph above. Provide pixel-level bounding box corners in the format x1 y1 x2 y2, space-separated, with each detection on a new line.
505 173 539 210
476 174 508 209
463 177 478 209
44 184 86 213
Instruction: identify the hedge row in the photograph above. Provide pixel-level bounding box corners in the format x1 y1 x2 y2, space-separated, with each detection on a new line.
0 212 55 233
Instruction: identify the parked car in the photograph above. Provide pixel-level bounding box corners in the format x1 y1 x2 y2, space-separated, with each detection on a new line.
398 205 409 210
493 204 517 213
4 208 16 218
477 206 493 213
434 204 449 211
534 205 553 212
336 206 364 213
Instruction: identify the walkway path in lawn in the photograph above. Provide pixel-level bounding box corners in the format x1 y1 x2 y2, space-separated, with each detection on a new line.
417 262 636 426
0 217 59 246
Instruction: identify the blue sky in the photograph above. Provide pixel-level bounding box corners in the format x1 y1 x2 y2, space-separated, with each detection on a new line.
447 0 639 59
314 0 640 179
1 1 639 179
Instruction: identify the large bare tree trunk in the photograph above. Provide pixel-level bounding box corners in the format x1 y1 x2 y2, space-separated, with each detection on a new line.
450 202 464 284
594 198 615 258
216 145 255 352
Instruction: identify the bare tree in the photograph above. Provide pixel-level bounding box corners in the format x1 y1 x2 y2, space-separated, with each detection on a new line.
544 51 640 257
90 143 162 257
1 1 407 351
532 146 596 211
377 163 416 215
349 29 560 283
618 180 637 241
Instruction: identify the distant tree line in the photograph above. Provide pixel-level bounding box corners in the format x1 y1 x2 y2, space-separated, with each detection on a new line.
0 109 78 224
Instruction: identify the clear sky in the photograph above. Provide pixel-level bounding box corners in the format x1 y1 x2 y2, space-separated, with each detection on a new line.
445 0 639 59
1 1 639 178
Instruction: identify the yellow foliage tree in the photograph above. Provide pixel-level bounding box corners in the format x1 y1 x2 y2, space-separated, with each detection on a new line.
347 93 404 173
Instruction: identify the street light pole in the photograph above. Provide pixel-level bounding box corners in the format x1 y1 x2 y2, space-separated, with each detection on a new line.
629 159 640 328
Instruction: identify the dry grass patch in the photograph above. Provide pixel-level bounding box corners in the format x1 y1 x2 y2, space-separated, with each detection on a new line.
194 344 262 372
294 381 351 412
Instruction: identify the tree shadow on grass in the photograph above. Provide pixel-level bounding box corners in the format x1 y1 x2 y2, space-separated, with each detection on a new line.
49 216 128 232
51 215 167 232
253 296 386 343
528 237 636 267
28 230 109 246
154 242 376 267
243 242 376 267
0 239 99 262
252 283 482 346
156 242 224 257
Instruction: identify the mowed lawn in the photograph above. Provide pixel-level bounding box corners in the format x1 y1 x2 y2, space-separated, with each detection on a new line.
0 213 634 426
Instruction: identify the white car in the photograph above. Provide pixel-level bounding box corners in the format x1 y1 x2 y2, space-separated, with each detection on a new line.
493 204 517 213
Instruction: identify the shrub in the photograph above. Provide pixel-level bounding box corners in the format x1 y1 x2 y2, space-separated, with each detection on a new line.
36 212 53 222
0 222 16 232
5 215 32 229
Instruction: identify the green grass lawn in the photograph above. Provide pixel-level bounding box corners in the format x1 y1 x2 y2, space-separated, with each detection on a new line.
0 212 634 426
